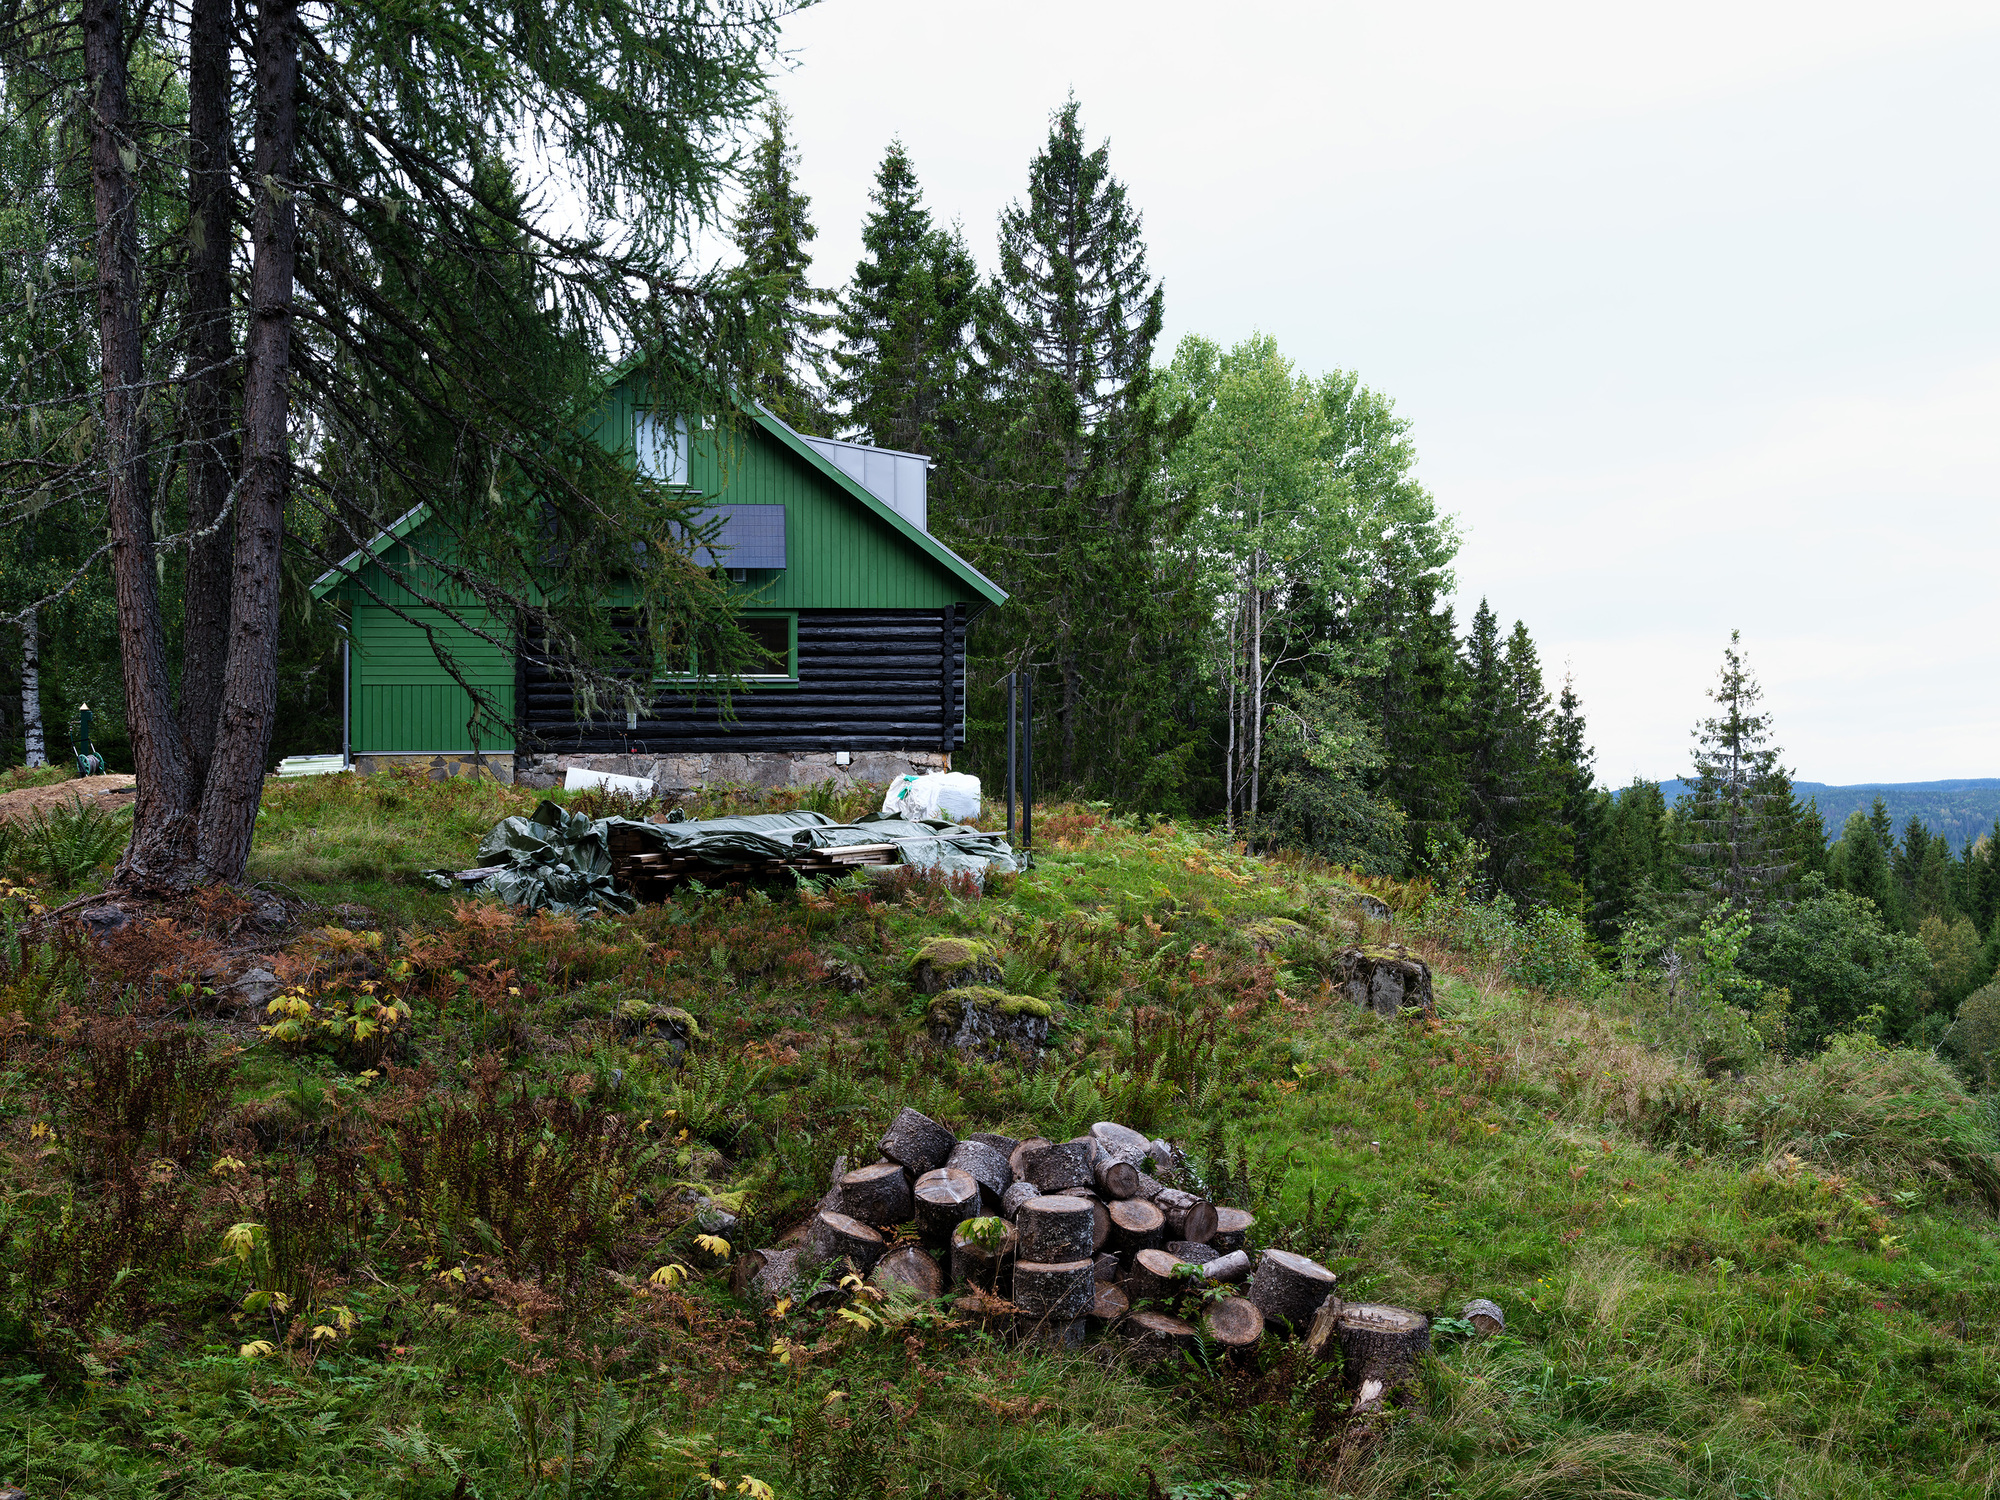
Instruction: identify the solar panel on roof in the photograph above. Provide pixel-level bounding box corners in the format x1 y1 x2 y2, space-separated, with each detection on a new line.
689 504 786 569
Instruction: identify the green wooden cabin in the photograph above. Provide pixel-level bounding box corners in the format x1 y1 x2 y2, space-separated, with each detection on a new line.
309 375 1004 789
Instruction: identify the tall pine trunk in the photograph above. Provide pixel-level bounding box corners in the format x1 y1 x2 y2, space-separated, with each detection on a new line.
20 610 44 768
179 0 236 792
89 0 199 889
197 0 297 883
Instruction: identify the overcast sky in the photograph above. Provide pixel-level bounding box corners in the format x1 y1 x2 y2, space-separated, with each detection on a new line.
754 0 2000 787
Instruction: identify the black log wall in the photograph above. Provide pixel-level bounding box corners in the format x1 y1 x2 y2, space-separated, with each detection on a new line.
520 608 968 754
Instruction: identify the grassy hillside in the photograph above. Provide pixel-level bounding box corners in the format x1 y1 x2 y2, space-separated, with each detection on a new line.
1 769 1996 1498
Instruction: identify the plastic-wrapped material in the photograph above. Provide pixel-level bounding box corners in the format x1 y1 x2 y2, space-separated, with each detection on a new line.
879 771 981 823
426 799 636 916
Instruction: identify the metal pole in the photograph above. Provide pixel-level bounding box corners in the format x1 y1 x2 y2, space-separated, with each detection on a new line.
341 631 352 770
1022 676 1033 863
1005 672 1016 838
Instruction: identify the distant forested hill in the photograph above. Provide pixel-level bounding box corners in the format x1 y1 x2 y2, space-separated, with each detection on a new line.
1647 778 2000 849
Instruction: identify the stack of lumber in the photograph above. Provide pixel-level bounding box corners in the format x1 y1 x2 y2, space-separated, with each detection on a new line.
737 1108 1446 1391
607 820 900 895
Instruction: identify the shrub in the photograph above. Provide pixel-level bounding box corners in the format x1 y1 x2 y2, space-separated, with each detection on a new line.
0 798 130 889
1508 906 1604 996
1739 876 1930 1049
1734 1033 2000 1206
1941 981 2000 1090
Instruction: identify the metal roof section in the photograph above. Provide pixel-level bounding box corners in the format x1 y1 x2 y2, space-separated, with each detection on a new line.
797 434 928 532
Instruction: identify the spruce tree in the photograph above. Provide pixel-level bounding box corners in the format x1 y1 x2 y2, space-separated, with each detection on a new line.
730 103 834 431
1836 808 1896 918
1551 669 1600 899
1458 603 1564 901
829 140 980 457
1679 631 1798 912
950 98 1199 801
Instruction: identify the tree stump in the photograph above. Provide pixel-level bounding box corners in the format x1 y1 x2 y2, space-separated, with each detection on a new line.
1081 1194 1110 1252
1090 1281 1130 1324
1123 1310 1198 1354
1203 1296 1264 1352
950 1218 1016 1292
1165 1240 1221 1265
967 1130 1019 1159
947 1139 1012 1206
1338 945 1435 1017
1015 1196 1095 1264
1017 1314 1086 1347
1209 1207 1254 1252
1011 1259 1095 1320
1304 1294 1344 1361
1463 1298 1505 1336
1093 1153 1140 1199
1126 1247 1191 1303
810 1210 887 1273
1092 1251 1122 1283
1008 1137 1052 1182
1107 1197 1165 1254
1089 1120 1153 1165
879 1107 957 1175
871 1245 944 1295
1001 1181 1041 1220
1335 1304 1431 1388
913 1167 981 1241
1247 1248 1338 1330
1154 1189 1218 1245
1201 1249 1251 1284
838 1161 913 1227
1028 1138 1094 1191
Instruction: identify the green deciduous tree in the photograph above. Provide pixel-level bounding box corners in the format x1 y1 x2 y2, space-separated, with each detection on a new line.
1739 875 1932 1049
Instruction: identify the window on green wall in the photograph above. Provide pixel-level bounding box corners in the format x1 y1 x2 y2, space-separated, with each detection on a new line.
658 612 796 684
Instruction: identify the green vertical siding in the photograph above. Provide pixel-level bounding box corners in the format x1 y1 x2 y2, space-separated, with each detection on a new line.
350 605 514 753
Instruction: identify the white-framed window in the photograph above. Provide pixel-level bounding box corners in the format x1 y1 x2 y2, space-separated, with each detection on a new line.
634 411 688 485
657 612 797 684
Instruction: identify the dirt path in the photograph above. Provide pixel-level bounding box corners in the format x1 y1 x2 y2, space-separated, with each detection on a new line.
0 774 138 824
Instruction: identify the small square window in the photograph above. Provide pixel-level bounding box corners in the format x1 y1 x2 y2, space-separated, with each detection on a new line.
740 616 792 678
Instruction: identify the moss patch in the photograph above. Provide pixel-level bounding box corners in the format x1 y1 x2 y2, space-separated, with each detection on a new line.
925 985 1052 1026
911 935 999 974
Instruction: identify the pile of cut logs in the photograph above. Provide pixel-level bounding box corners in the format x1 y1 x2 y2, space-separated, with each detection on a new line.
735 1108 1446 1398
607 823 900 895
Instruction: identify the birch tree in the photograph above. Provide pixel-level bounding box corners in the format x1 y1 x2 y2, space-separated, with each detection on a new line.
1163 334 1385 831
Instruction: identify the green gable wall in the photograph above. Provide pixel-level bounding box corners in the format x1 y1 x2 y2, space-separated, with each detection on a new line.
600 375 980 611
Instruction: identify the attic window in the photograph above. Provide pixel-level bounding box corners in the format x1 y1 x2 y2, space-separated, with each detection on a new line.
635 411 688 485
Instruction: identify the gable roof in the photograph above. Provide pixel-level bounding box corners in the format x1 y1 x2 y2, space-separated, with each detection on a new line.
310 386 1006 610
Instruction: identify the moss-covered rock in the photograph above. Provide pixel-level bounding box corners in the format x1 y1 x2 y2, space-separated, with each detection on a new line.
613 999 703 1057
910 935 1003 995
1339 944 1433 1017
1246 917 1311 954
926 985 1051 1057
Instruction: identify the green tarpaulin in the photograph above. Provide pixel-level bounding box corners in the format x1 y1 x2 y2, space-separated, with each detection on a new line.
429 803 1019 915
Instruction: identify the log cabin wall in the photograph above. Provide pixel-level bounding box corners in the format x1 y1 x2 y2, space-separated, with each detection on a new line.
520 606 968 755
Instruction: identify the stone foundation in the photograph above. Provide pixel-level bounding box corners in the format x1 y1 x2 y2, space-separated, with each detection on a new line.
515 749 949 794
354 752 515 783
